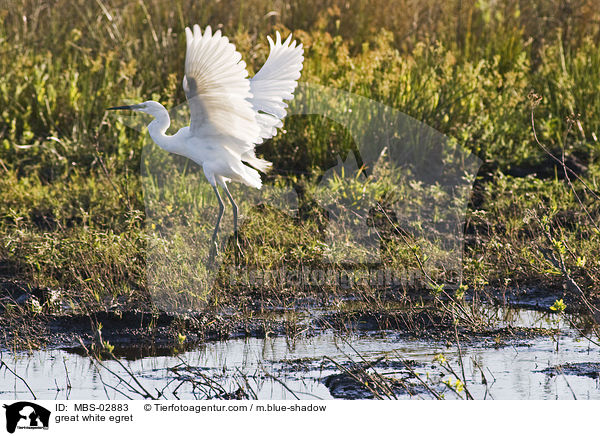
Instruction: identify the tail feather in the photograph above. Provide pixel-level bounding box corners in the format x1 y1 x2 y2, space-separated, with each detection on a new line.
241 151 272 173
238 164 263 189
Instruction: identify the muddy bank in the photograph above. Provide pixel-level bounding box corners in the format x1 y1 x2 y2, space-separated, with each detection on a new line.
1 277 597 353
5 327 600 400
1 279 598 400
1 306 566 358
539 362 600 379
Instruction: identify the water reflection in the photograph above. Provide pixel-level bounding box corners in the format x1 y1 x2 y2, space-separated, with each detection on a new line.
1 327 599 400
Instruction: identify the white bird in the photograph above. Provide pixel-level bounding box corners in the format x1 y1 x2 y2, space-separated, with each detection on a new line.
108 25 303 260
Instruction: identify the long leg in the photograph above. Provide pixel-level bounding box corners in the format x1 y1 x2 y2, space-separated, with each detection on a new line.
221 183 243 258
221 183 238 234
209 185 225 262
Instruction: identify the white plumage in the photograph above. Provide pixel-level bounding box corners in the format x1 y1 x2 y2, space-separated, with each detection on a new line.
108 24 304 260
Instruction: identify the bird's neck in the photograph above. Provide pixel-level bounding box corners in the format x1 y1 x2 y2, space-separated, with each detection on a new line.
147 106 178 153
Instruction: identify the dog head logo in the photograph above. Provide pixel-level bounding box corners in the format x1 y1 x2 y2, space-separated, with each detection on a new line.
3 402 50 433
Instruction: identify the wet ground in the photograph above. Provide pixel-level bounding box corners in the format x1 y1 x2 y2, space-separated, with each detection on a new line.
1 306 599 400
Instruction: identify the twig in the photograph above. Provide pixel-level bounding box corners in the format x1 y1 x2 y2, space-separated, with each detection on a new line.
321 318 397 398
78 337 157 399
470 358 495 400
529 92 600 204
453 321 474 400
261 369 301 399
0 359 37 399
398 358 443 400
63 357 72 390
537 215 599 322
375 201 477 325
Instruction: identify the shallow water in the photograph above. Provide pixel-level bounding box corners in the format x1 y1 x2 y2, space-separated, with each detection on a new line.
1 308 599 400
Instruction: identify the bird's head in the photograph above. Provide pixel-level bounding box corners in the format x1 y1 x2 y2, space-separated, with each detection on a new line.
107 100 165 116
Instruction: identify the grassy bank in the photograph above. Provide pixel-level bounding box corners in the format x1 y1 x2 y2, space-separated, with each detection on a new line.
0 0 599 323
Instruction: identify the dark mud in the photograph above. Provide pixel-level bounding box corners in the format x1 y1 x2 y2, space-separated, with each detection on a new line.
322 370 426 399
0 277 595 355
1 305 563 354
1 309 296 352
278 357 431 399
539 362 600 379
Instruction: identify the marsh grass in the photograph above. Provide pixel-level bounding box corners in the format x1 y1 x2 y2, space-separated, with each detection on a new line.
0 0 599 330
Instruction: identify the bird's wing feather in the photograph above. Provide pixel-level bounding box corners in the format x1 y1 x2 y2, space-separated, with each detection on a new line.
250 32 304 142
183 25 260 146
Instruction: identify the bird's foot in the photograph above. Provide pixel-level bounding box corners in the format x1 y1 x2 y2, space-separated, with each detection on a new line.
233 231 244 263
208 240 220 267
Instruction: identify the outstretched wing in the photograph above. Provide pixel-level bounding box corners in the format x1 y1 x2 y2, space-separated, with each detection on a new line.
250 32 304 143
183 25 260 145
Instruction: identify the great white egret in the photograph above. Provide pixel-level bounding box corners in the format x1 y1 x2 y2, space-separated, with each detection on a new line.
108 25 303 261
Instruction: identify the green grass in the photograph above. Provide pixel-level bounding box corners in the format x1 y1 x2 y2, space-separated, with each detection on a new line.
0 0 599 318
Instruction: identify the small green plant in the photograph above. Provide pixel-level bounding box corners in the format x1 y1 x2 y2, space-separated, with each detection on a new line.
443 376 465 394
550 299 566 313
454 284 468 300
102 340 115 354
550 299 567 351
433 353 447 365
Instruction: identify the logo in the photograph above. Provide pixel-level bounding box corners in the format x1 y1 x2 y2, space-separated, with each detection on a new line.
3 402 50 434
